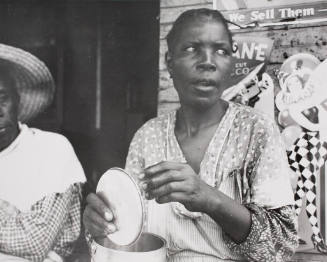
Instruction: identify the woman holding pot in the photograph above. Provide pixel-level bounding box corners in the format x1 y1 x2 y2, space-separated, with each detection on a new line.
83 8 298 262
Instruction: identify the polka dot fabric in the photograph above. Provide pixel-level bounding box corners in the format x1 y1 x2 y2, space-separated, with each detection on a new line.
125 102 298 261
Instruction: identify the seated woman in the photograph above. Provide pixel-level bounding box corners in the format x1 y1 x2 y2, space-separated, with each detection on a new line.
83 8 298 262
0 44 86 262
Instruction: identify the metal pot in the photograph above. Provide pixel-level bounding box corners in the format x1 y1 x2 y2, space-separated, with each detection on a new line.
92 232 167 262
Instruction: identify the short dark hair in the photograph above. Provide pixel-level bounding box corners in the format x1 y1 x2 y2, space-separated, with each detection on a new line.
166 8 232 52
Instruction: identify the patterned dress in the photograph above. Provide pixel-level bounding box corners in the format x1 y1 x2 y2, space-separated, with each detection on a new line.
125 102 298 262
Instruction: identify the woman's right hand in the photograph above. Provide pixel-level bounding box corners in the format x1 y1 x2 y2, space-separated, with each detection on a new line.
83 193 117 239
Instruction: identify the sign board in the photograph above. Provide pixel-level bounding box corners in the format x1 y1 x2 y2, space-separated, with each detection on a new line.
222 35 275 118
213 1 327 28
226 35 274 87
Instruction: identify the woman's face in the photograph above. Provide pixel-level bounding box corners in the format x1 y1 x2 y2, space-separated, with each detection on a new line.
0 79 19 151
166 19 232 109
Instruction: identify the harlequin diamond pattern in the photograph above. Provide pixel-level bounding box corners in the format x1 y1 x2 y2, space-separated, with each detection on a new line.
287 131 327 247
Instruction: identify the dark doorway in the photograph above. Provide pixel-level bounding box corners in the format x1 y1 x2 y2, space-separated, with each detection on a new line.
63 0 160 187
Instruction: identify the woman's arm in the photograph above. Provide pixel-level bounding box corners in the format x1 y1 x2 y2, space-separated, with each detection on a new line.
144 161 252 243
223 204 298 261
83 126 146 253
203 187 252 243
0 183 83 262
221 118 298 261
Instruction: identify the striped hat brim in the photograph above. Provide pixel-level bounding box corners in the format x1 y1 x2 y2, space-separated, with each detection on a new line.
0 44 55 122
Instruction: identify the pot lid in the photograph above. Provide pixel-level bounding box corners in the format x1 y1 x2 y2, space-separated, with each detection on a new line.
96 167 144 246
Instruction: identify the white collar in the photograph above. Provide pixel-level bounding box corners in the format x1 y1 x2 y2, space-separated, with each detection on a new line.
0 122 28 157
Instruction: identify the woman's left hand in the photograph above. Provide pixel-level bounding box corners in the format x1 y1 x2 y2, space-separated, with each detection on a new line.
142 161 216 213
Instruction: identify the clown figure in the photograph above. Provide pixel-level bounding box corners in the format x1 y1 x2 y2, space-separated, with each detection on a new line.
276 54 327 253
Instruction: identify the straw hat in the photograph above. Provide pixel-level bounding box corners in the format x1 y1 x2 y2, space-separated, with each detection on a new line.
0 43 55 122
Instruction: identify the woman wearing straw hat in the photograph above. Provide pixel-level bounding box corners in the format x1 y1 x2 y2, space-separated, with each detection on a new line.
0 44 86 262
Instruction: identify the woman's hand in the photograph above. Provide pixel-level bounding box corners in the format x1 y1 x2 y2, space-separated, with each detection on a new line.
83 193 117 239
142 161 217 213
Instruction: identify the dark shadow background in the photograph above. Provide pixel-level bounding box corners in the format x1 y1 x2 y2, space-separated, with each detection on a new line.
0 0 160 189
